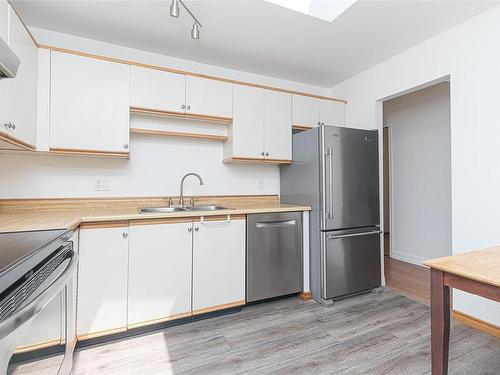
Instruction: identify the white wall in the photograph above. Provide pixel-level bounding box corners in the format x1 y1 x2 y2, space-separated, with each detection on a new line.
384 82 451 265
330 5 500 325
0 28 330 199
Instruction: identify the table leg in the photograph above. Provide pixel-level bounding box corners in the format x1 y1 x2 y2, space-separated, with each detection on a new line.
430 268 451 375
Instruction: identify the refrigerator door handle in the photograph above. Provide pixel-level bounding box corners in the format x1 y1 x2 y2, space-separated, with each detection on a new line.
327 230 382 240
326 147 334 219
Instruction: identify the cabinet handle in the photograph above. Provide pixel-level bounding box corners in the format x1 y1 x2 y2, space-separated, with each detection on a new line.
11 123 15 130
321 122 325 126
317 121 321 126
265 152 269 156
194 226 199 231
261 152 265 156
187 105 191 110
181 104 186 109
122 232 128 238
188 227 193 232
124 144 129 149
4 122 15 130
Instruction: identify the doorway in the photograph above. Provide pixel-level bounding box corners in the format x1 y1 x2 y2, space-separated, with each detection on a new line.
382 81 452 303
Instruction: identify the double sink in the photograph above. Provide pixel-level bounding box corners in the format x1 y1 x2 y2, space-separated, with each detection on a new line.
139 205 229 214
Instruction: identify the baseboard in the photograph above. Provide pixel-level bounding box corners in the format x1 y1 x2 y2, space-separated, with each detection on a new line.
453 310 500 338
390 251 428 267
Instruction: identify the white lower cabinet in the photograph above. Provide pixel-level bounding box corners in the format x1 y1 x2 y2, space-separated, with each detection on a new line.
77 225 129 339
192 218 246 313
128 221 193 327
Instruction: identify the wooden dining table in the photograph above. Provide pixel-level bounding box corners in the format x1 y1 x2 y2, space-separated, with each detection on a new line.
423 246 500 375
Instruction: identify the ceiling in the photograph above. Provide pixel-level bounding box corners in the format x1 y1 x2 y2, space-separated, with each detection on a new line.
11 0 498 87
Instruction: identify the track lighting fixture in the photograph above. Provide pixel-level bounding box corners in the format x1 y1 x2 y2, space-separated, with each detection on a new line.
169 0 203 40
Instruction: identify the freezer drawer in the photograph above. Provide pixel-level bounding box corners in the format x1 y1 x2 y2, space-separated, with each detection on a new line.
246 212 303 302
323 230 381 300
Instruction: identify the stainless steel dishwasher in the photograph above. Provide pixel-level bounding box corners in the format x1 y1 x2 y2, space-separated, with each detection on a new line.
246 212 303 302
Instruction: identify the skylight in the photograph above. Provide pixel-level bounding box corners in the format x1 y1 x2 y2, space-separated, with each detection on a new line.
267 0 357 22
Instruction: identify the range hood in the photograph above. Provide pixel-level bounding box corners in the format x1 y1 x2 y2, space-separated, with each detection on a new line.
0 37 20 79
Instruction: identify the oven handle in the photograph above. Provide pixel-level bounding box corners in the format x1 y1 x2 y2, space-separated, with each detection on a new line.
0 250 78 341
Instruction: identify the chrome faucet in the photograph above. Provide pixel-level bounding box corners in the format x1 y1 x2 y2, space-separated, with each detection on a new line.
179 173 204 207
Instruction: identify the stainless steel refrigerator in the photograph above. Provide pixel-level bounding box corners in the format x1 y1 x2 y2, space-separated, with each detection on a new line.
280 124 381 307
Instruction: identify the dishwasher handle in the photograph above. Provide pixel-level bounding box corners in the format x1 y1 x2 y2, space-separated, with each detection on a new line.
327 230 381 240
256 220 296 228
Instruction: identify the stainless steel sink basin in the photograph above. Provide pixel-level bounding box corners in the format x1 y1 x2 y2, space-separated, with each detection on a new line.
138 205 230 213
187 205 229 211
138 206 188 213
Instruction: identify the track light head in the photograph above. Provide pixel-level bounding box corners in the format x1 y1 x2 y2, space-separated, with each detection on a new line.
191 23 200 39
170 0 179 17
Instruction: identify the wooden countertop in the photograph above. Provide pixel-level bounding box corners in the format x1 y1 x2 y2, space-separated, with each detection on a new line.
423 246 500 288
0 196 310 233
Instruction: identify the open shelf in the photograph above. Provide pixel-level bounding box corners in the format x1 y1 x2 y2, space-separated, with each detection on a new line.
130 128 228 141
130 107 233 125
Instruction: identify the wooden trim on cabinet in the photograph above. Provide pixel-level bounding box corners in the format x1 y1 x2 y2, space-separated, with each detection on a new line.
0 131 36 151
223 157 292 164
292 125 314 131
6 0 39 47
38 45 347 103
14 339 61 354
130 107 233 125
193 214 246 222
77 327 127 341
131 217 193 226
127 311 192 330
453 310 500 338
192 300 246 316
298 292 312 301
49 147 129 158
130 128 228 141
80 221 129 229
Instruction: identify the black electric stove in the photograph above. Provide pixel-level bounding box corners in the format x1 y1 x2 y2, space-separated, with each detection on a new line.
0 229 72 297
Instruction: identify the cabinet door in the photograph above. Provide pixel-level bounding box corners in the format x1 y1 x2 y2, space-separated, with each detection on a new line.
0 1 8 131
77 226 129 338
130 66 185 114
292 94 320 128
319 99 345 126
50 52 130 153
264 90 291 161
5 7 37 147
128 221 192 327
185 76 232 119
231 85 264 159
192 218 245 313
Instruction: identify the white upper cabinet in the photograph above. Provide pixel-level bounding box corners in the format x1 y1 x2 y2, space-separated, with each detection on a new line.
292 94 320 127
130 66 185 114
185 75 232 119
128 221 192 327
292 94 346 128
319 99 345 126
264 90 291 161
77 226 129 338
50 52 130 154
225 84 265 160
192 218 245 313
0 0 8 133
0 4 37 149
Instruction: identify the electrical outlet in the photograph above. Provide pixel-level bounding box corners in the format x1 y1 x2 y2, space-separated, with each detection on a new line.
257 180 265 192
94 176 110 191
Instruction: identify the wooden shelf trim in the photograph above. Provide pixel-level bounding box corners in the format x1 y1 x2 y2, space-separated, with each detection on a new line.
77 326 127 341
38 45 347 104
130 128 228 141
14 339 61 354
130 107 233 125
292 124 314 131
0 131 36 151
49 147 129 158
223 157 292 164
127 311 192 330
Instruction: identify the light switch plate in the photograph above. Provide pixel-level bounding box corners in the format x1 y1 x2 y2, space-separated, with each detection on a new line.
94 176 110 191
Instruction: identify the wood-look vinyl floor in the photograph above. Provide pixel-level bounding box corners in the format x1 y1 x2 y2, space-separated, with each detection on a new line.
9 290 499 375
